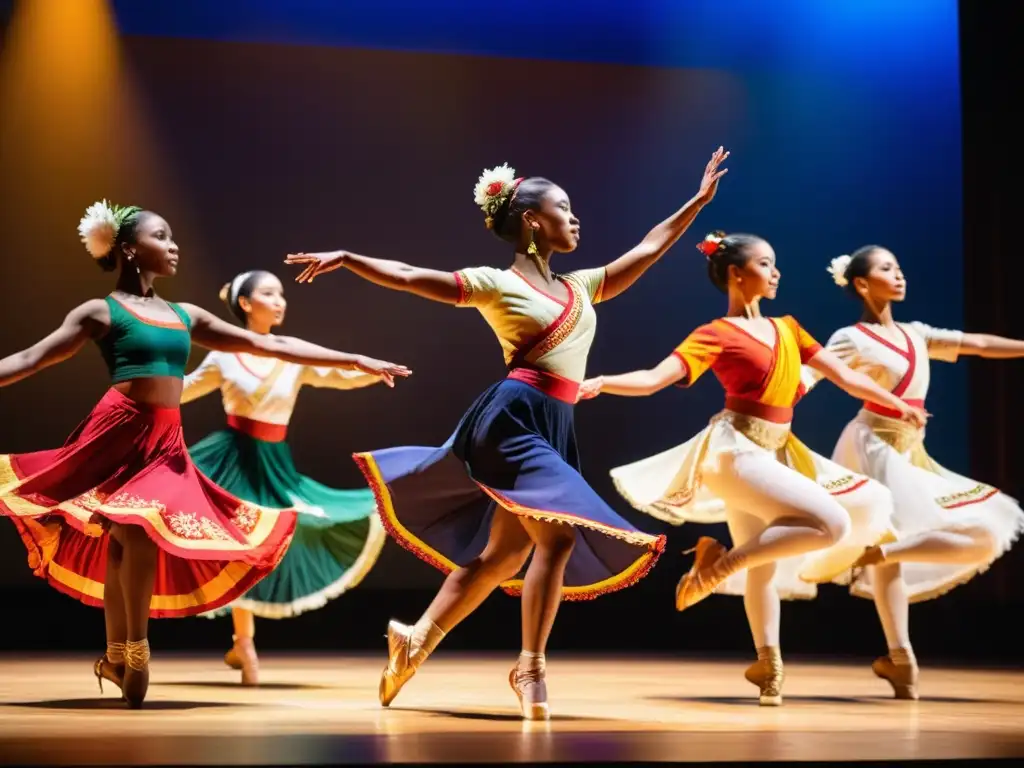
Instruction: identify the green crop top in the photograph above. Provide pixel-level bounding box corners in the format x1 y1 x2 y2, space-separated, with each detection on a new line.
98 295 193 383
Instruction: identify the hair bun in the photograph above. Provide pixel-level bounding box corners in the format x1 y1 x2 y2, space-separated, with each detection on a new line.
696 230 726 258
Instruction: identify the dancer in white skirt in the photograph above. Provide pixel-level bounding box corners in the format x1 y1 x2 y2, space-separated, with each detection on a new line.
580 232 928 705
796 246 1024 692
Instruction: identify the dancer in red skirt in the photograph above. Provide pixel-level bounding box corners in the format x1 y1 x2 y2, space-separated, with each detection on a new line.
0 200 411 707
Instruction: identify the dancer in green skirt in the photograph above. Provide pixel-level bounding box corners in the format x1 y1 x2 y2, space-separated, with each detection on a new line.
182 270 391 684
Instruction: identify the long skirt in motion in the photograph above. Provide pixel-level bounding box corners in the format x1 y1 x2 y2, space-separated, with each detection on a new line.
0 389 297 618
190 424 385 618
354 378 666 600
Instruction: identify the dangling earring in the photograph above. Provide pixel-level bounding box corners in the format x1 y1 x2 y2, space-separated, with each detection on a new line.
527 228 539 257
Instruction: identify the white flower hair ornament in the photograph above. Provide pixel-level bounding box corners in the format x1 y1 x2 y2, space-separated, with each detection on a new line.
77 199 142 260
827 254 853 287
473 163 523 229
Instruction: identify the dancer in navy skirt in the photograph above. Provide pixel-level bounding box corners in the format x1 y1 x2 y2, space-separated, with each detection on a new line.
284 148 729 719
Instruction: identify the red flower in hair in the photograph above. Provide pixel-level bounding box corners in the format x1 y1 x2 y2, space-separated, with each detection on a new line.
696 239 720 257
486 181 504 196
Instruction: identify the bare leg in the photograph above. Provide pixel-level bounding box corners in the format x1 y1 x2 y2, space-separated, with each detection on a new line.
516 518 575 654
232 606 256 639
95 526 127 691
510 517 576 720
226 607 259 686
119 525 158 708
422 507 534 633
379 507 533 707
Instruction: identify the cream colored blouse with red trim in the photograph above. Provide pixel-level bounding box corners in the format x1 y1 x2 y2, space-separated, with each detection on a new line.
453 266 606 383
800 321 964 400
182 351 382 426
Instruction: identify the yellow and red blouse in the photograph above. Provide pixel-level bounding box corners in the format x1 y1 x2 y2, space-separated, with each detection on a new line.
673 316 823 424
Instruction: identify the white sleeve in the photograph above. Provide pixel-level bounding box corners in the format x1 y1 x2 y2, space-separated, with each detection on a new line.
908 321 963 363
800 328 859 393
181 352 223 404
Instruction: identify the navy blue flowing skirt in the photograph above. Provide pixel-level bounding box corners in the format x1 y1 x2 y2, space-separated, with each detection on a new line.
353 379 665 600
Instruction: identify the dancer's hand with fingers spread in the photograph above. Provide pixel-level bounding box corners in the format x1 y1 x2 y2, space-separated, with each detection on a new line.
355 356 412 387
577 377 604 402
285 251 347 283
696 146 729 205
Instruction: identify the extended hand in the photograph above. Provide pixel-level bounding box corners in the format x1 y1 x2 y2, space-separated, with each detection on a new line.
356 357 412 387
284 252 347 283
697 147 729 204
577 376 604 402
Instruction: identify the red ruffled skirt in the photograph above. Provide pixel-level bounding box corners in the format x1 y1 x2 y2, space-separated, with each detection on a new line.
0 389 297 618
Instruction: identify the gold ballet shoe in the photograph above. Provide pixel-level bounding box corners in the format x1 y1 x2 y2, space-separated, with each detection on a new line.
122 639 151 709
744 647 784 706
379 620 417 707
93 641 126 694
675 537 738 611
872 650 919 700
379 618 445 707
225 635 259 686
509 663 550 721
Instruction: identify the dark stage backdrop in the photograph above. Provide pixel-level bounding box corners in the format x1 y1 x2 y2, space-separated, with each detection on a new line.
2 1 1000 658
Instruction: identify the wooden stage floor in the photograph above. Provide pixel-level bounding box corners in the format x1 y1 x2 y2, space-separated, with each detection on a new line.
1 653 1022 765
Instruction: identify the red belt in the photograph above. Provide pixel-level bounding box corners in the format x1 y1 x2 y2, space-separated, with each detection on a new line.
227 414 288 443
863 398 924 419
507 368 580 404
724 396 794 425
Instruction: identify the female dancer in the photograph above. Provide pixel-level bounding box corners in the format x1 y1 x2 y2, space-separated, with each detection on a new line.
581 231 927 705
182 270 389 685
284 148 729 719
0 201 410 707
796 246 1024 693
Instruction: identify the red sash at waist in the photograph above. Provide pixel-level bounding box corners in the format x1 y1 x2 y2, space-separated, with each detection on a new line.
507 368 580 405
863 398 924 419
724 396 793 425
227 414 288 443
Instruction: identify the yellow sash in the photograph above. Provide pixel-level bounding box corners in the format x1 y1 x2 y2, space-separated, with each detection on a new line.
760 318 803 408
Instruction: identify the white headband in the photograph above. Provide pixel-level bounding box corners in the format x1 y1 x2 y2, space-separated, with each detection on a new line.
228 271 255 307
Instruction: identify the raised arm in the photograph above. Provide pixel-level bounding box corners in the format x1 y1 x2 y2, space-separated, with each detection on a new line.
0 300 108 387
580 355 686 400
600 148 728 302
806 348 927 427
283 251 461 304
958 333 1024 359
180 304 412 386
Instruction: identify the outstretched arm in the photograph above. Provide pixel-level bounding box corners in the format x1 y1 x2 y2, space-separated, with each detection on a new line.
0 300 108 387
181 352 224 404
600 148 728 302
959 333 1024 359
579 355 686 400
181 304 412 386
806 349 927 427
283 251 461 304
